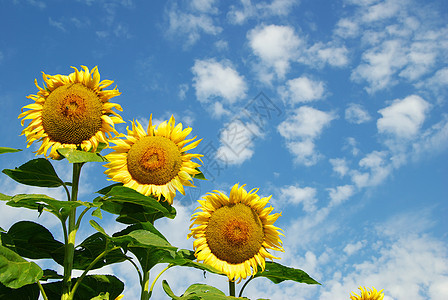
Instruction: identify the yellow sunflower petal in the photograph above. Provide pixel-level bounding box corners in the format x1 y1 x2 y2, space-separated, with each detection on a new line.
189 184 284 281
104 116 202 204
19 65 123 159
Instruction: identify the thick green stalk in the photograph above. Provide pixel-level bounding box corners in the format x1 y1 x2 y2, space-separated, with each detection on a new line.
61 163 83 300
229 280 236 297
141 270 151 300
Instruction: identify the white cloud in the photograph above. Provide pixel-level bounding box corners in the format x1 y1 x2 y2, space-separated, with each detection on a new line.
278 106 335 139
334 18 359 38
352 39 408 93
278 106 336 165
360 0 405 23
277 184 317 212
344 137 360 156
351 151 392 188
192 59 247 106
178 83 189 100
247 24 302 80
345 103 371 124
327 185 355 207
166 5 222 47
190 0 218 14
321 233 448 300
300 42 349 68
412 115 448 159
279 76 326 104
344 0 448 93
343 240 366 256
227 0 298 25
329 158 349 177
49 17 66 32
216 120 261 166
377 95 430 139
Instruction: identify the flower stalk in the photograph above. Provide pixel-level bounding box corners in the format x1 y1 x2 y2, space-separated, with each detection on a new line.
61 162 83 300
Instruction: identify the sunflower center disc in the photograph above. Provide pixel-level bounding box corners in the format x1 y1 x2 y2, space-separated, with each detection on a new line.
127 136 182 185
41 83 103 144
205 203 264 264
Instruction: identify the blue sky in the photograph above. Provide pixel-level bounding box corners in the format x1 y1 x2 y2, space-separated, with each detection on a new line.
1 0 448 299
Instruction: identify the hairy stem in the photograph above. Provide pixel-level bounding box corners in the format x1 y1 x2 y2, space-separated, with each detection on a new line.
238 276 255 298
61 162 83 300
37 281 48 300
141 270 151 300
229 280 236 297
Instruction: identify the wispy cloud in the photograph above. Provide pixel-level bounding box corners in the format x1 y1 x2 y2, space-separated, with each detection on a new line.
278 106 336 166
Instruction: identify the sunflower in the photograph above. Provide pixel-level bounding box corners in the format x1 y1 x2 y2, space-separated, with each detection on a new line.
350 286 384 300
18 66 123 159
188 183 284 282
104 115 202 205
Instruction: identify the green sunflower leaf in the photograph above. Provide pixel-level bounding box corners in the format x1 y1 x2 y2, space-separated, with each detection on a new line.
160 249 225 276
69 232 128 271
2 158 64 188
90 221 177 272
42 275 124 300
0 193 98 220
0 147 22 154
57 148 107 163
0 282 40 300
0 244 43 289
3 221 64 260
162 281 243 300
94 186 176 224
254 262 320 285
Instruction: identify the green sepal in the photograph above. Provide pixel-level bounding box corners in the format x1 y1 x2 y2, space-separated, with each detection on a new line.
194 168 206 180
57 148 107 163
254 262 320 285
2 158 64 188
0 244 43 289
0 147 22 154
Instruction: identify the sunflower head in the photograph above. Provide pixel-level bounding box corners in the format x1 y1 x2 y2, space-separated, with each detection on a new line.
188 183 284 282
104 115 203 205
350 286 384 300
18 66 124 159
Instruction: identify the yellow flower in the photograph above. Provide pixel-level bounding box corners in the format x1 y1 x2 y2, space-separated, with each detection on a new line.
104 115 202 205
188 183 284 282
350 286 384 300
19 66 123 159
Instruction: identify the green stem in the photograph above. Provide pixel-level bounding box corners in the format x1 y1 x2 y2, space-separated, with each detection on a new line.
141 270 151 300
37 281 48 300
149 265 171 295
238 276 254 298
71 245 121 296
75 206 90 230
229 280 236 297
61 162 83 300
127 257 143 285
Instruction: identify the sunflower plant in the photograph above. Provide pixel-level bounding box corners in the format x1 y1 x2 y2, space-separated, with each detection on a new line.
0 65 320 300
